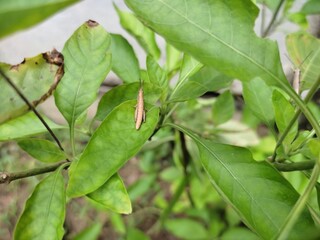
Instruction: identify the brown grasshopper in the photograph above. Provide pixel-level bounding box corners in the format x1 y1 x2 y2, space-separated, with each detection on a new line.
135 79 146 130
287 51 313 94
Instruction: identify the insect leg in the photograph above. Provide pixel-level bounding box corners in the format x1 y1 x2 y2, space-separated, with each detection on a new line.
135 106 138 122
143 109 146 123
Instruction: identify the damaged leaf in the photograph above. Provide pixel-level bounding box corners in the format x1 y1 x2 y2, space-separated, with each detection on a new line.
0 49 64 124
54 20 111 127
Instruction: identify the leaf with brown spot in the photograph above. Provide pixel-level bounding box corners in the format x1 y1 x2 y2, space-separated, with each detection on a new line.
0 49 64 124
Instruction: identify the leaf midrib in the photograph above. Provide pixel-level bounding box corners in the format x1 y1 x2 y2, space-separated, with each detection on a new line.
170 123 279 233
171 60 202 99
156 0 286 88
39 170 62 237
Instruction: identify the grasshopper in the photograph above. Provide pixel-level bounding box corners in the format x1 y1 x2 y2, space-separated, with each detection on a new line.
135 79 146 130
287 51 313 94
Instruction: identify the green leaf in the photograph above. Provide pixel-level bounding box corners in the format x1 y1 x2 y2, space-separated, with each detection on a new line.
67 100 159 197
301 0 320 15
221 227 260 240
0 50 63 124
87 173 132 214
272 90 298 147
216 120 260 147
146 55 168 91
0 112 63 141
164 218 208 240
256 0 282 11
0 0 78 38
178 55 203 85
291 130 310 151
212 91 234 126
241 104 261 128
169 54 203 102
309 101 320 121
14 167 66 240
125 0 289 90
128 174 157 201
286 32 320 91
111 34 140 83
95 82 162 121
316 184 320 212
193 67 233 91
165 43 181 75
114 4 160 59
242 77 275 127
171 65 232 103
18 138 67 163
168 123 314 239
307 139 320 159
73 223 102 240
126 227 150 240
287 13 308 28
54 20 111 126
110 214 126 235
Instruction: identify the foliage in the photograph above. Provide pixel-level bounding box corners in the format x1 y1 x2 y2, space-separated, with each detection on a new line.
1 0 320 239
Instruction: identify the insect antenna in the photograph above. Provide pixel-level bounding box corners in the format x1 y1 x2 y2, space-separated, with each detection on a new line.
298 51 313 69
285 51 313 69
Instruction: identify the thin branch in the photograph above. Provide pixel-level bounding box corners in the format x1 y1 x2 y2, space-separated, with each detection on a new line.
277 163 320 239
0 161 70 184
273 160 315 172
0 69 65 152
262 0 285 37
160 176 188 227
271 76 320 161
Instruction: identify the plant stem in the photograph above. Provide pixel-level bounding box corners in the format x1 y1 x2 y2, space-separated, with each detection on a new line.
0 69 65 153
262 0 285 37
273 160 315 172
271 113 299 162
160 176 188 227
163 102 180 124
70 122 76 157
275 75 320 237
272 76 320 161
276 163 320 240
0 161 70 184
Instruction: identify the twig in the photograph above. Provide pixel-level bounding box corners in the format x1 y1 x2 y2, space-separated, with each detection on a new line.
0 69 65 152
273 160 315 172
276 163 320 239
271 76 320 162
0 161 70 184
262 0 285 37
160 176 188 227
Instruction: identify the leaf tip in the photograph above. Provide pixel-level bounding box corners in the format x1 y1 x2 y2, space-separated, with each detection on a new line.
86 19 99 28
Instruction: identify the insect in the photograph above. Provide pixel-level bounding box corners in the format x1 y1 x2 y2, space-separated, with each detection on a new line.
286 51 313 94
135 79 146 130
